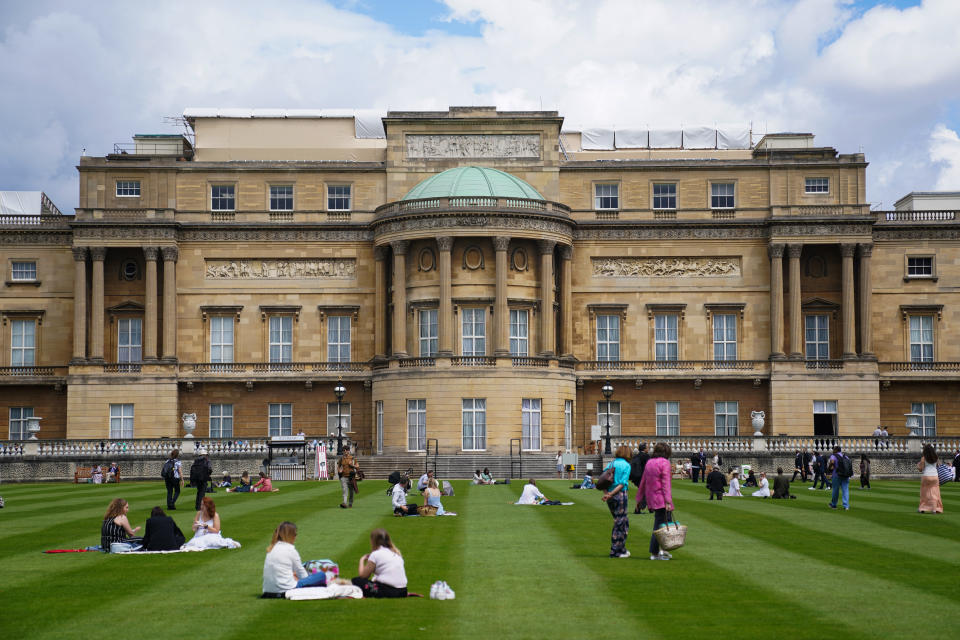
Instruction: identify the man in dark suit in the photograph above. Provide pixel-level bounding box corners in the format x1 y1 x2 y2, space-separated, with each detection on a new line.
791 450 803 482
802 449 813 482
772 468 795 499
691 448 706 483
953 449 960 482
631 443 650 513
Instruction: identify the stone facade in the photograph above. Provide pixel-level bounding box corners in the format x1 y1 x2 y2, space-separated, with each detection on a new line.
1 107 959 455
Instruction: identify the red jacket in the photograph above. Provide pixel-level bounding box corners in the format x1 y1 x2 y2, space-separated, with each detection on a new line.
637 457 673 510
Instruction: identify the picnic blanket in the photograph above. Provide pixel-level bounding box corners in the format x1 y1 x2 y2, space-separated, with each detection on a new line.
284 584 363 600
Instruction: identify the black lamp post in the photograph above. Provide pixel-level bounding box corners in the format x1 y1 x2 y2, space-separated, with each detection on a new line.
334 380 346 455
601 380 614 455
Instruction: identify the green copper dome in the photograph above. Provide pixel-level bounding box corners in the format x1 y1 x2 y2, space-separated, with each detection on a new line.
401 166 544 201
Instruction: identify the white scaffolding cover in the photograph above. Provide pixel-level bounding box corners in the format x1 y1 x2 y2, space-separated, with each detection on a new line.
649 128 682 148
0 191 42 215
614 128 649 149
717 126 751 149
580 128 615 150
182 108 386 139
683 126 716 149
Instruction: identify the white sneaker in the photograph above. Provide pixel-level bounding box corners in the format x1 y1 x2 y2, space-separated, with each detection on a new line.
617 550 631 558
430 582 439 599
659 550 672 559
808 487 816 490
442 581 455 599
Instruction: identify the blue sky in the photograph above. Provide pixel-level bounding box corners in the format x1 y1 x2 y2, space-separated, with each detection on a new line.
1 0 960 211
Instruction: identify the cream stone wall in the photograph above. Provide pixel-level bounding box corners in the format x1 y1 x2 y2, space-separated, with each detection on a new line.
66 376 179 438
769 364 880 435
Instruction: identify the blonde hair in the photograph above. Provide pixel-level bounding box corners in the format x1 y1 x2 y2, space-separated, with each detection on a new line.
370 528 400 556
103 498 127 520
267 521 297 551
428 478 438 490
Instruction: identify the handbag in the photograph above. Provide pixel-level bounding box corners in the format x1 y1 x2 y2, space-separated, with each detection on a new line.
654 511 687 551
595 466 616 491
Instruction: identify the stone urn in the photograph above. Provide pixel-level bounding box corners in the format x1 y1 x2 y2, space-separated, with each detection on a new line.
904 413 921 437
26 416 43 440
750 410 765 436
182 413 197 438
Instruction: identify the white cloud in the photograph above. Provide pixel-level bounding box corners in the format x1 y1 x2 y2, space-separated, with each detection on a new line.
929 124 960 190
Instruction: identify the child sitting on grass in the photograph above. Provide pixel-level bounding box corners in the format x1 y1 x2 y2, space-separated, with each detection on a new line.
252 472 279 492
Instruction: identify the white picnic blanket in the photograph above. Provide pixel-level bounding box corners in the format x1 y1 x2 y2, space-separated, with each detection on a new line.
284 584 363 600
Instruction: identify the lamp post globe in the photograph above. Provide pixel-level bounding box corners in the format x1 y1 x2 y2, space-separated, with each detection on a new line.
334 381 346 455
601 381 614 455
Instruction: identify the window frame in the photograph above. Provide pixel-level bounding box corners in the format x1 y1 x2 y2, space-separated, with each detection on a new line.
209 315 235 363
268 315 294 363
407 399 426 452
596 313 621 362
908 315 934 363
327 315 352 363
804 177 829 194
804 313 830 360
654 313 680 361
656 401 679 436
652 182 677 210
109 403 135 439
268 402 293 437
326 184 352 212
461 307 486 356
376 400 384 454
597 400 622 437
210 184 236 211
116 316 143 363
714 401 739 436
419 308 438 357
904 255 937 281
593 182 620 211
11 260 37 282
269 184 294 212
10 317 37 367
911 402 936 437
710 182 735 209
326 402 352 435
115 180 141 198
521 398 541 451
462 398 487 451
209 403 234 438
9 406 34 440
509 308 529 357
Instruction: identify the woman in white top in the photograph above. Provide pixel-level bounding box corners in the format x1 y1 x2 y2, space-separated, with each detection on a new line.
181 497 240 550
516 478 546 504
752 472 771 498
351 528 408 598
918 444 944 513
725 470 742 497
261 521 327 597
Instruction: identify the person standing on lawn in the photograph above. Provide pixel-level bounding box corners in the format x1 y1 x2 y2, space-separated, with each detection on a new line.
791 450 804 482
827 445 851 510
163 449 183 510
638 441 674 560
953 449 960 482
917 444 944 513
630 442 650 513
690 448 705 483
705 465 726 500
601 445 632 558
338 450 359 508
191 448 213 511
859 454 872 490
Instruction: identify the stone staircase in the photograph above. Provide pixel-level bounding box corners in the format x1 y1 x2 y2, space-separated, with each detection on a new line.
353 453 604 480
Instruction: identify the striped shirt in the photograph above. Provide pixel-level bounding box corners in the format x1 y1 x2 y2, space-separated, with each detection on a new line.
101 518 129 549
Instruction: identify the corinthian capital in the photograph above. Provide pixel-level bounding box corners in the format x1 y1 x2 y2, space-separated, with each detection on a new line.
767 243 785 259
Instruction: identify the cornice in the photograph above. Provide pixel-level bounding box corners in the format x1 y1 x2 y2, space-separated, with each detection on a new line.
0 229 72 245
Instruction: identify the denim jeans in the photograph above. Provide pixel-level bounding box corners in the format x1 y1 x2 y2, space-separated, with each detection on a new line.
295 571 328 588
830 476 849 509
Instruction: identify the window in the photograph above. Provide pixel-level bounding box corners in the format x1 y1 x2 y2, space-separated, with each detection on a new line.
715 401 738 436
907 257 933 278
269 403 293 437
656 401 679 436
805 178 829 194
461 308 485 356
713 314 737 360
407 399 426 452
597 401 621 436
462 398 486 450
327 316 351 362
210 316 234 363
911 402 936 437
510 309 528 356
596 314 620 361
269 316 293 363
269 185 293 211
653 183 677 209
109 403 134 438
376 400 384 454
211 185 235 211
813 400 838 436
117 317 142 363
419 309 438 357
805 315 829 360
9 406 33 440
10 319 35 366
711 183 735 209
209 404 233 438
909 316 934 362
655 314 679 361
11 261 37 281
327 402 351 435
594 183 619 210
521 398 541 450
327 185 352 211
116 181 141 197
564 399 572 451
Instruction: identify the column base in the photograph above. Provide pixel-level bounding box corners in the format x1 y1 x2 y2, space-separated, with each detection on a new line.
858 352 877 361
160 356 178 364
494 349 510 357
392 352 409 359
437 350 453 357
87 357 105 364
538 351 556 358
142 356 160 363
842 352 857 360
787 352 803 360
69 357 88 365
769 353 786 361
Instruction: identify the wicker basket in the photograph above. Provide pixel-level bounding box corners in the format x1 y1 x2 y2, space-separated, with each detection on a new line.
420 504 438 517
653 521 687 551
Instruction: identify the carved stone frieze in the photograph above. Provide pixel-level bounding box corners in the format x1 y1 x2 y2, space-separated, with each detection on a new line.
575 226 766 240
0 231 72 246
205 258 356 280
405 134 540 159
873 227 960 240
769 223 873 236
375 214 572 238
179 228 372 242
592 257 741 278
74 226 177 240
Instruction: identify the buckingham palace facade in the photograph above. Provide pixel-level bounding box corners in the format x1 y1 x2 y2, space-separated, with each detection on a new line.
1 106 957 453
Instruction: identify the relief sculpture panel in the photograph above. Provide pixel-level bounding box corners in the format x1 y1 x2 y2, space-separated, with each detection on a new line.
406 134 540 159
592 257 741 277
205 258 356 279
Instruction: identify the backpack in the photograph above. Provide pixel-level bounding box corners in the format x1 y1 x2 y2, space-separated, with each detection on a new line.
161 459 175 481
836 454 854 478
190 459 209 485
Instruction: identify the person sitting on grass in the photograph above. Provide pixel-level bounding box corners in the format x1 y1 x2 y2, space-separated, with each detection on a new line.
217 471 232 488
706 466 726 500
516 479 548 504
261 521 328 598
481 468 495 485
472 469 483 484
752 472 771 498
744 469 759 487
101 498 142 552
142 506 186 551
423 478 456 515
725 470 742 497
772 468 796 499
227 471 252 493
252 472 279 492
392 478 419 516
352 528 408 598
181 497 240 550
573 471 595 489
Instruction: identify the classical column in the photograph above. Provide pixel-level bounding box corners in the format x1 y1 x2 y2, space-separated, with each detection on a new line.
373 246 388 359
559 244 574 358
143 246 159 361
768 243 785 359
391 240 409 358
538 240 556 357
71 247 88 363
787 244 803 359
437 236 454 356
89 246 106 362
858 243 874 358
161 246 179 361
493 236 510 356
840 243 857 359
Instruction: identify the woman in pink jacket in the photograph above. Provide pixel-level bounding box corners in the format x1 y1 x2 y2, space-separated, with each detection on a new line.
637 442 675 560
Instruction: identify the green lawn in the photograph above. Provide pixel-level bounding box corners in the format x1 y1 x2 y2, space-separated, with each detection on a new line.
1 477 958 639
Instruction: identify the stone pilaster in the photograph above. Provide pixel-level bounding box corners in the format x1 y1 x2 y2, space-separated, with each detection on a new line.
161 246 179 361
787 243 803 359
143 246 159 361
391 240 409 358
437 236 453 356
858 243 873 358
840 243 857 359
71 247 87 363
493 236 510 356
768 243 785 359
374 245 388 359
538 240 556 357
559 244 574 358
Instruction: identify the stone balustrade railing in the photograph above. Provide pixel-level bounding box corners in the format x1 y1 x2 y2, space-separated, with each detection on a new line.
375 196 571 218
608 435 951 455
876 210 957 222
36 438 183 457
578 360 767 372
